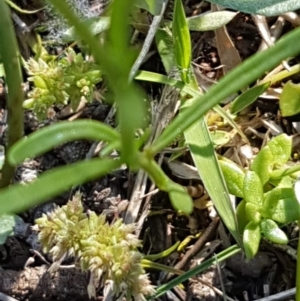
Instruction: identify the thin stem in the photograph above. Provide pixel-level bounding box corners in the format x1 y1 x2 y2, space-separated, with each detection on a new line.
0 1 24 187
47 0 145 167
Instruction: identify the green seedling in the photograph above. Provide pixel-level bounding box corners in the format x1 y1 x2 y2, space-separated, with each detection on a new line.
220 134 300 258
24 48 102 119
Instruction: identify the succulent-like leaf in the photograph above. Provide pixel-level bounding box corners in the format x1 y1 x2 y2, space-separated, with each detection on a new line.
243 221 261 259
261 219 288 244
262 187 300 223
251 145 273 185
245 203 261 224
243 170 263 207
267 134 292 167
279 81 300 117
219 160 245 197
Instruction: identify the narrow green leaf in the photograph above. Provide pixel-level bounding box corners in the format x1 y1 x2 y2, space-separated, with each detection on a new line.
261 219 288 244
154 245 241 298
184 117 242 246
8 120 121 166
187 11 237 31
173 0 191 83
135 0 163 15
0 158 120 214
155 28 175 74
150 27 300 155
231 82 270 114
243 221 261 259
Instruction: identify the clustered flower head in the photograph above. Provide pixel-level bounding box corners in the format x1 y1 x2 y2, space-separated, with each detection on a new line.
25 48 102 120
34 193 155 300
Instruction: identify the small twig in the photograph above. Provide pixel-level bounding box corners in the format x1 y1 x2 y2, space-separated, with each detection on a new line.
166 217 220 280
129 0 169 80
30 249 51 265
253 15 290 71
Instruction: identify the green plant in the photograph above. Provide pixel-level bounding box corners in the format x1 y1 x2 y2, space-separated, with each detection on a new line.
2 0 300 298
24 48 102 119
1 0 300 233
220 134 300 258
34 192 155 300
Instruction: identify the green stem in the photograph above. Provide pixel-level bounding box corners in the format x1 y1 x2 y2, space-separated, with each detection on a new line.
149 26 300 155
47 0 144 167
0 1 24 187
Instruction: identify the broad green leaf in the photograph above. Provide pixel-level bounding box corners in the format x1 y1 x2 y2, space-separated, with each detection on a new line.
236 200 249 233
135 0 163 15
251 145 273 185
187 11 237 31
0 214 24 244
185 117 242 246
243 171 263 207
245 203 261 224
219 159 245 198
279 81 300 117
8 120 121 166
173 0 191 83
267 134 292 167
262 187 300 223
261 219 288 244
243 221 261 259
231 82 270 114
0 158 120 214
206 0 300 16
